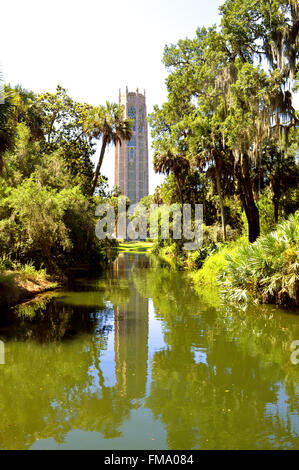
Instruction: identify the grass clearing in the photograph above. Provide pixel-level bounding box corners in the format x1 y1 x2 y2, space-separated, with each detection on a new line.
116 241 154 254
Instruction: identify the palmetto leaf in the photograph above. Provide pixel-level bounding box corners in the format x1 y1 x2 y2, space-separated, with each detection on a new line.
218 212 299 306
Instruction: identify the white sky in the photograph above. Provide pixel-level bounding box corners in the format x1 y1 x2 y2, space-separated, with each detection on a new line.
1 0 296 193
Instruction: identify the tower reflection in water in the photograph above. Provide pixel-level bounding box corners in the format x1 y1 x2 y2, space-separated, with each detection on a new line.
112 254 149 403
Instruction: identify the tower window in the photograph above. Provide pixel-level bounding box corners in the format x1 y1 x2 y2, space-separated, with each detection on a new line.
128 147 135 162
128 106 136 132
139 108 143 133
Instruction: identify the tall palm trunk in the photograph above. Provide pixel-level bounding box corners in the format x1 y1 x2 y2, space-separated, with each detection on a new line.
91 135 108 196
175 174 184 206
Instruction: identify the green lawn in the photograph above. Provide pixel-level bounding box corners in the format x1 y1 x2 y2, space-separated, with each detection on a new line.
117 241 153 253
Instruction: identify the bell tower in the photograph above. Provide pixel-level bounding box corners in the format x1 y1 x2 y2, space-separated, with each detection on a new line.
115 87 149 204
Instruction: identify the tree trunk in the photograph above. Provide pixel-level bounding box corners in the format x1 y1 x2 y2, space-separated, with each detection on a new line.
91 136 107 196
214 158 227 242
175 172 184 206
236 153 260 243
246 195 260 243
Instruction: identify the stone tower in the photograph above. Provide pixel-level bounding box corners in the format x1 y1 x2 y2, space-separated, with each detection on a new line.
115 87 149 204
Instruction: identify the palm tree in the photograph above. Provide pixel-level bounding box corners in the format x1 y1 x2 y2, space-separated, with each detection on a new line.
86 102 132 196
153 146 190 206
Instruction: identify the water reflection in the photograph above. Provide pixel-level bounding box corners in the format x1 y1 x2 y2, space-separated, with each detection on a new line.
0 253 298 450
134 265 299 449
113 256 149 401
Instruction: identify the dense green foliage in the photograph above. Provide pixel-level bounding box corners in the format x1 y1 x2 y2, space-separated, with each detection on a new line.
189 239 245 287
189 212 299 307
0 84 129 280
218 212 299 306
149 0 298 246
145 0 298 306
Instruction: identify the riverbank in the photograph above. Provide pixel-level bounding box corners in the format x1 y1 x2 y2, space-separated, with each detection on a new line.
0 243 152 308
155 213 299 308
0 268 59 308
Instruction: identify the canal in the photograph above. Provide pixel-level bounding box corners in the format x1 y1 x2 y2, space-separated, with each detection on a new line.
0 253 298 450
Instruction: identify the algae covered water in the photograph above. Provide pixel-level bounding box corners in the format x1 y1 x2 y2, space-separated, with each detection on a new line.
0 253 298 450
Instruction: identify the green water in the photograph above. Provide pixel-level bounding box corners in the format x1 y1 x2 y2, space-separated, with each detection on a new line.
0 253 298 450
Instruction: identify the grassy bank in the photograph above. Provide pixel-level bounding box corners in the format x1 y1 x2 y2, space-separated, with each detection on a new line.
189 213 299 307
189 239 244 288
0 261 59 307
117 241 154 254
